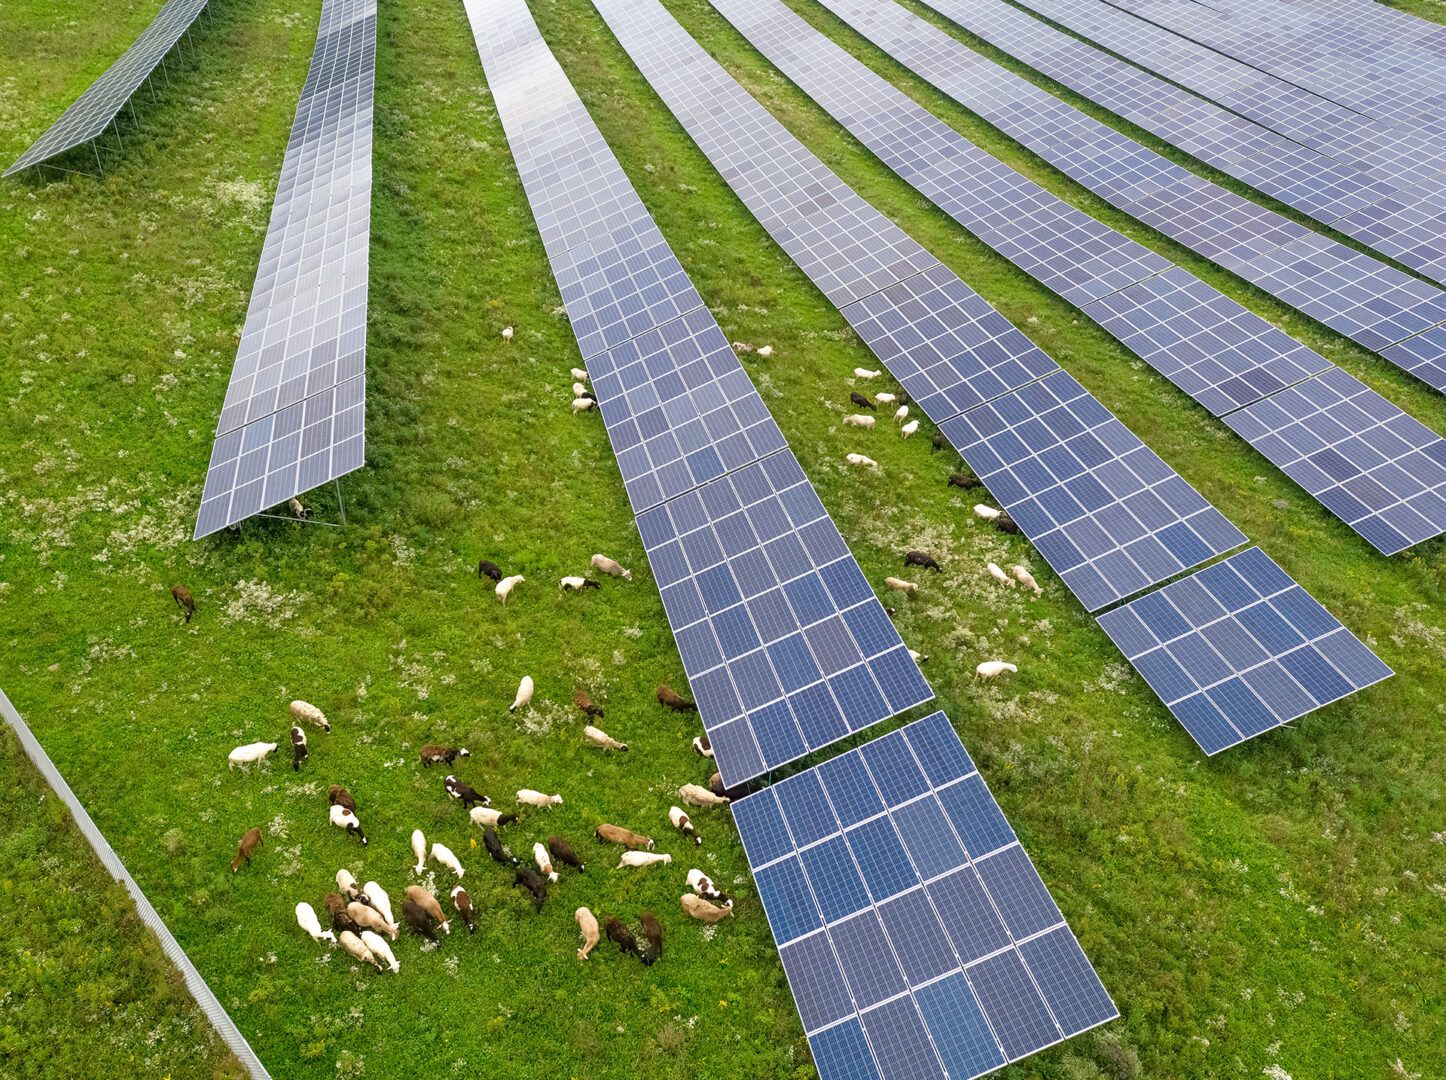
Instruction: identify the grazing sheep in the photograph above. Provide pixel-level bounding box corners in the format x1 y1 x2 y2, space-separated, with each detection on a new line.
230 827 263 873
290 700 330 732
875 392 897 405
338 930 378 970
576 906 600 959
994 514 1021 535
405 885 450 935
708 772 727 799
517 789 562 808
477 559 503 582
692 735 712 758
987 562 1013 587
606 917 643 960
419 745 469 768
854 367 881 379
975 660 1018 681
669 806 701 846
360 930 399 973
901 419 919 439
842 413 876 429
572 381 587 398
548 836 585 873
573 691 604 718
295 902 336 945
590 554 631 580
904 551 941 572
756 345 774 358
402 898 438 941
657 685 696 713
894 405 909 424
679 783 730 808
687 868 723 901
560 576 601 591
640 912 664 966
446 774 490 809
931 432 947 452
171 584 195 623
348 901 397 941
288 497 309 517
845 453 878 467
363 881 394 927
948 472 982 490
496 574 525 604
884 577 918 593
227 742 277 770
326 784 357 812
431 842 464 879
483 826 518 866
329 804 368 845
325 892 361 936
290 726 307 772
451 885 477 933
850 391 876 411
1012 565 1042 595
470 806 519 829
403 828 424 874
510 676 535 713
681 894 734 923
571 398 595 413
909 649 929 664
731 341 754 354
595 823 654 850
583 725 627 751
502 326 514 342
973 504 1001 521
514 866 548 912
533 842 559 883
618 851 673 869
336 869 364 902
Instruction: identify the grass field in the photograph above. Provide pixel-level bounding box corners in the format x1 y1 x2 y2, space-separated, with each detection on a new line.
2 0 1445 1077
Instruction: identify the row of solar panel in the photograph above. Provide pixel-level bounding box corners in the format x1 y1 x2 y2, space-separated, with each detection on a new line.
709 0 1446 557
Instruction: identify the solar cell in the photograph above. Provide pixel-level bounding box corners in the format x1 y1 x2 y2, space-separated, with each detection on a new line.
6 0 211 177
195 0 376 538
1096 547 1392 753
734 712 1117 1080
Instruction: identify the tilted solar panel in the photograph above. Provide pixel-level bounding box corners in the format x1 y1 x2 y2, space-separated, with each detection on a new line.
1096 548 1392 754
734 712 1117 1080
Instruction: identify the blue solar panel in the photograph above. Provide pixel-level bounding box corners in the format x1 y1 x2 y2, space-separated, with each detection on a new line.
734 713 1117 1080
1097 547 1392 753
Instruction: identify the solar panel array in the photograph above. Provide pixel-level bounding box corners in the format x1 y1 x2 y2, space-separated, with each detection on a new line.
809 0 1446 383
594 0 1246 610
734 712 1118 1080
464 0 930 789
194 0 376 538
6 0 210 176
1097 548 1393 753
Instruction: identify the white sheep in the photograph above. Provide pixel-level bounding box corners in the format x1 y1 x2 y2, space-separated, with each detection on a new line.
363 881 394 927
975 660 1018 680
894 405 909 424
517 788 563 808
756 345 774 358
900 420 919 439
288 496 309 519
289 700 330 732
731 341 754 354
1012 565 1042 595
295 902 336 945
411 829 427 874
338 930 379 971
583 725 627 751
496 574 524 604
360 930 399 973
884 576 918 593
617 851 673 869
510 675 535 713
854 367 882 379
572 381 587 397
846 453 877 467
974 504 1001 520
571 397 595 414
679 783 729 807
560 575 599 591
842 414 875 428
571 367 589 381
987 563 1013 587
336 868 363 901
227 742 277 770
591 554 632 579
533 842 559 883
431 842 464 878
875 392 897 405
502 326 514 342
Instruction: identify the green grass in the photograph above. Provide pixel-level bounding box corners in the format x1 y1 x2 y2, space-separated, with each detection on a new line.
1 0 1444 1077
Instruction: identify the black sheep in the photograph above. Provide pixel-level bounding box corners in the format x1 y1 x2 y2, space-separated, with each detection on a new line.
548 836 585 873
947 473 982 491
477 559 503 582
484 826 517 866
606 916 643 961
904 551 941 573
850 391 875 411
445 774 489 808
931 432 947 452
995 514 1021 535
402 898 438 941
514 866 547 912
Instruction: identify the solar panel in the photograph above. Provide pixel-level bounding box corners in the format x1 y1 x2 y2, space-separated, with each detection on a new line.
6 0 210 176
465 0 931 787
939 371 1247 611
1096 547 1392 753
734 712 1117 1080
194 0 375 538
1381 326 1446 396
1221 369 1446 555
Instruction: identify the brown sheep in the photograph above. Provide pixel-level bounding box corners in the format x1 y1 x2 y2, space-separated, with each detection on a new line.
404 885 450 935
595 823 654 850
419 745 470 768
171 585 195 623
573 691 604 718
681 894 733 924
402 898 437 941
324 892 362 936
640 911 664 966
230 827 262 873
657 685 697 713
605 917 643 961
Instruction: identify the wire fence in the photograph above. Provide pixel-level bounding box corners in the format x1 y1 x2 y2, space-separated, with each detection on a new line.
0 687 272 1080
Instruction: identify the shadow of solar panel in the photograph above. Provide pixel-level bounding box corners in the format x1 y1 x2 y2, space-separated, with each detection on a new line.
939 370 1247 610
1221 369 1446 554
734 712 1116 1080
1096 547 1392 753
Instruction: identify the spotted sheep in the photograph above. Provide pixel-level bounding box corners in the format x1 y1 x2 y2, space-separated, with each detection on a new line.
669 806 701 846
329 804 368 845
451 885 477 933
289 726 307 771
446 774 490 809
419 745 469 768
687 868 725 901
336 869 364 902
533 842 559 883
692 735 712 758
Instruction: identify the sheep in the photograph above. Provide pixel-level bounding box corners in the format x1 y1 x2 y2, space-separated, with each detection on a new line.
687 868 724 901
708 772 727 798
731 341 754 354
360 930 399 973
756 345 774 358
904 551 941 572
508 676 532 717
573 691 604 718
451 885 477 933
973 504 1001 521
171 584 195 623
329 804 368 845
618 851 673 869
901 420 919 439
657 685 696 712
571 367 589 381
975 660 1018 681
850 391 876 411
496 574 524 604
606 917 643 960
363 881 395 927
402 898 438 941
405 885 450 935
994 513 1021 535
583 725 627 751
576 906 600 959
572 381 588 398
290 700 330 732
681 894 734 923
875 392 897 405
846 453 878 467
431 842 465 878
948 472 982 490
909 649 929 664
336 869 364 902
854 367 881 379
324 892 362 936
595 823 654 850
477 559 503 582
1012 565 1042 595
290 725 308 771
692 735 713 758
227 742 277 770
560 576 601 591
842 414 876 429
884 577 918 593
517 789 562 808
987 562 1013 587
419 745 469 768
514 866 548 912
483 826 518 866
533 842 559 883
403 830 424 876
680 783 730 807
470 806 519 829
348 901 397 941
446 774 490 809
591 554 631 580
286 496 310 518
502 326 514 342
326 784 357 812
230 827 263 873
669 806 701 846
931 432 947 452
548 836 585 873
338 930 378 970
894 405 909 424
640 911 664 966
571 398 595 413
295 901 336 945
